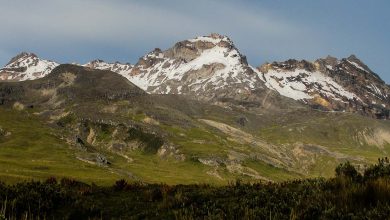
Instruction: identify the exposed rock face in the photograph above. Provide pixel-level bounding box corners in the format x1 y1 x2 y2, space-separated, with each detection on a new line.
0 126 11 137
127 33 268 103
0 52 59 81
258 55 390 118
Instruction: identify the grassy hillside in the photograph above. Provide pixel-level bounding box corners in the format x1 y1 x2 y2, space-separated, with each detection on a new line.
0 107 297 185
0 108 119 185
2 104 389 185
0 65 390 185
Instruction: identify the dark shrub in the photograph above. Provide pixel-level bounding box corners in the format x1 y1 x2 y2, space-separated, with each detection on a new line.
364 158 390 179
335 161 361 180
45 177 58 185
114 179 128 191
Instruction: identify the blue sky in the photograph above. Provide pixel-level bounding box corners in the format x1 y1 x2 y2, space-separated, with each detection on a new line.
0 0 389 82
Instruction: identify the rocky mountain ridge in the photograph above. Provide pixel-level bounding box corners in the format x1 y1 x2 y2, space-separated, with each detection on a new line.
1 34 389 118
259 55 390 118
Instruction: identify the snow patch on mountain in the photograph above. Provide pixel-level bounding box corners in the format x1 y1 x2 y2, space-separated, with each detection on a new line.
188 35 231 45
347 60 368 73
262 69 360 102
130 35 259 96
366 83 387 99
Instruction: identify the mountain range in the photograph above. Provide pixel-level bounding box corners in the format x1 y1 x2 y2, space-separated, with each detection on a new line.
1 33 389 118
0 34 389 184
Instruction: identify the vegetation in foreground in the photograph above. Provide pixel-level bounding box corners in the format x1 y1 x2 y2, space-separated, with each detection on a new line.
1 159 390 219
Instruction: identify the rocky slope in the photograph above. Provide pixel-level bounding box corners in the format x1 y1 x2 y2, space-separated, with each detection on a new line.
258 55 390 118
126 33 273 105
0 52 59 81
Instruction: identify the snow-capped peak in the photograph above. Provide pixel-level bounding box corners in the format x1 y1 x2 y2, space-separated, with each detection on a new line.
128 33 262 99
0 52 59 81
258 56 389 114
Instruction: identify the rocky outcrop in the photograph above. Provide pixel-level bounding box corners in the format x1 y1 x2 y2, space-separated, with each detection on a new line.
0 126 11 137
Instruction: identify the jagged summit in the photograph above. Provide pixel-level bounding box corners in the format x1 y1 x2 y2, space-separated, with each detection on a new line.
88 59 105 64
0 52 59 81
346 54 367 65
258 55 389 118
343 55 376 76
316 55 339 68
347 54 358 60
187 33 235 49
6 52 38 66
128 33 264 102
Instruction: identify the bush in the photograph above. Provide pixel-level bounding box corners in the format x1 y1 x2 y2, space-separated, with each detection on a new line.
364 158 390 179
127 127 164 154
45 177 58 185
335 161 361 180
57 113 76 127
113 179 128 191
1 159 390 219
